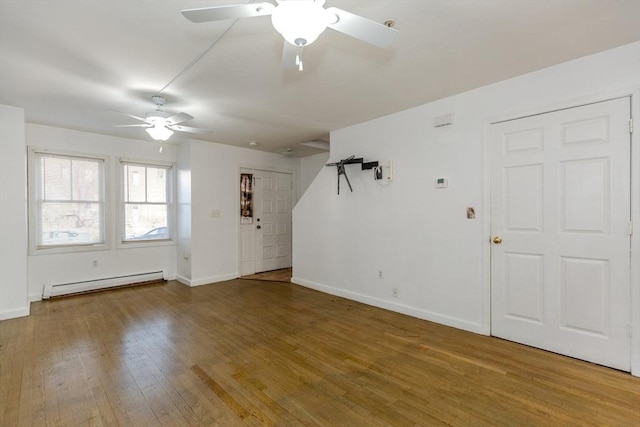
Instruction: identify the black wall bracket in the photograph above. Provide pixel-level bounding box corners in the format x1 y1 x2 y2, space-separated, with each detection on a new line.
326 156 380 194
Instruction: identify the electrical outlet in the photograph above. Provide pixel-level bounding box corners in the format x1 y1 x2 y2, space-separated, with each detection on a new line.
378 270 383 279
92 260 98 268
392 288 398 298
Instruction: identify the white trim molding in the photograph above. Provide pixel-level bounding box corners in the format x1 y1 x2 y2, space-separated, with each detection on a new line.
292 277 487 335
176 272 239 287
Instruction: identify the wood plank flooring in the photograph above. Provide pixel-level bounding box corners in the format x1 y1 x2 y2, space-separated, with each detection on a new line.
1 279 638 426
242 268 292 283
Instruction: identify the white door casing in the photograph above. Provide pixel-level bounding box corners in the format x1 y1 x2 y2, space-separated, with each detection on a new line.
490 97 631 371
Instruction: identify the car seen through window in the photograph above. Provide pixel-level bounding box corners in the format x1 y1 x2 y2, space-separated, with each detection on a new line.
136 226 168 240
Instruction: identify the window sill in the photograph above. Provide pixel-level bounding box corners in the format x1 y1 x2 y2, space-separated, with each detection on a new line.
117 239 176 250
30 243 110 256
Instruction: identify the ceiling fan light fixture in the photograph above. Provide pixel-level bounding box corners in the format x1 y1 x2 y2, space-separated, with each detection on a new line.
271 0 329 46
146 109 170 120
146 123 174 141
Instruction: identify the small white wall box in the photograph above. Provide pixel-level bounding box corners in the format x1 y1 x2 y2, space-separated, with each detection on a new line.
434 113 454 128
435 177 448 188
385 160 393 181
373 160 393 182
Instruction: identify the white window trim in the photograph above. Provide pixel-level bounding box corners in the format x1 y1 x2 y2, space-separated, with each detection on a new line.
117 157 176 249
27 147 110 255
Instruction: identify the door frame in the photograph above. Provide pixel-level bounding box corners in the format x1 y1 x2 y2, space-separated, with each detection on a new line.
481 87 640 377
236 163 297 277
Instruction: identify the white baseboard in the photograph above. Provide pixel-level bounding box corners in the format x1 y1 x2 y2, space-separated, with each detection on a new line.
292 276 486 335
176 274 191 286
177 273 239 287
0 306 30 321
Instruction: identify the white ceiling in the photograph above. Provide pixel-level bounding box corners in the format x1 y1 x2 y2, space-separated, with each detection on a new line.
1 0 639 157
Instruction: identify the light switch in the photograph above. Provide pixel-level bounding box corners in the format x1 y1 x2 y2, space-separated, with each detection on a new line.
211 209 222 218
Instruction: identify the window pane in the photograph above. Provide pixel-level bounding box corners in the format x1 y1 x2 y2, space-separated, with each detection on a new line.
40 202 102 245
124 165 147 203
72 159 100 201
42 156 71 200
147 167 167 203
124 204 168 240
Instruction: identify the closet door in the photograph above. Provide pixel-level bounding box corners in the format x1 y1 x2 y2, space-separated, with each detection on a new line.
490 97 632 371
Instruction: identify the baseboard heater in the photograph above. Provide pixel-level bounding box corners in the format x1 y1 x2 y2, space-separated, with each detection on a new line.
42 271 166 299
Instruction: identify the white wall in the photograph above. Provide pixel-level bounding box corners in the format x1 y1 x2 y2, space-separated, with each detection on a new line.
177 141 192 281
0 105 29 320
298 151 330 201
293 42 640 337
26 124 178 300
177 139 298 286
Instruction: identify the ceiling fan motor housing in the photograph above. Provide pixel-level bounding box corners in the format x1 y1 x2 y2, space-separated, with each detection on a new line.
146 110 171 123
151 95 166 106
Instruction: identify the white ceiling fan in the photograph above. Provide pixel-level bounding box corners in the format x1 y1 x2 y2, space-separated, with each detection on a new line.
115 96 209 142
181 0 399 71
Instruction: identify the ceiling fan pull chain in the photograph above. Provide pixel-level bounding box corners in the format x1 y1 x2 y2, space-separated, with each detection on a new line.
296 51 304 72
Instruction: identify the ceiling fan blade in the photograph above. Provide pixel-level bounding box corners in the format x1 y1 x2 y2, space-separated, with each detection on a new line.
166 112 194 125
168 125 211 135
282 41 303 70
113 123 150 128
114 110 147 122
325 7 399 48
182 2 275 23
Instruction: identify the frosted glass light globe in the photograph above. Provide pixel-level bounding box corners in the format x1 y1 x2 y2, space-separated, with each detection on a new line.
271 0 329 46
146 123 174 141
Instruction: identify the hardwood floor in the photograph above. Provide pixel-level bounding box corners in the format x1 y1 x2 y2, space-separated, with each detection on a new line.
1 279 638 426
242 268 292 283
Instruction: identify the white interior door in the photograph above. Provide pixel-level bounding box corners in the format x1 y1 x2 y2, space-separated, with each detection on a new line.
490 97 631 371
253 170 292 273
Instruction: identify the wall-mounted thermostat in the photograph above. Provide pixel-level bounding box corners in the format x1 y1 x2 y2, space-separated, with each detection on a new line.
435 177 448 188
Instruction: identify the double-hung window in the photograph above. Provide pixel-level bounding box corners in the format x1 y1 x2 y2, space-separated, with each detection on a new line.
30 150 106 250
122 161 173 242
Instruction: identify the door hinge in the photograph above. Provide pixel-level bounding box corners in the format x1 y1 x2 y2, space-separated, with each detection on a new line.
630 221 634 236
630 118 634 134
628 323 633 338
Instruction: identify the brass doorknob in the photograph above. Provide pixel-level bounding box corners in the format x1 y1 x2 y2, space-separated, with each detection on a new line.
493 236 503 244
